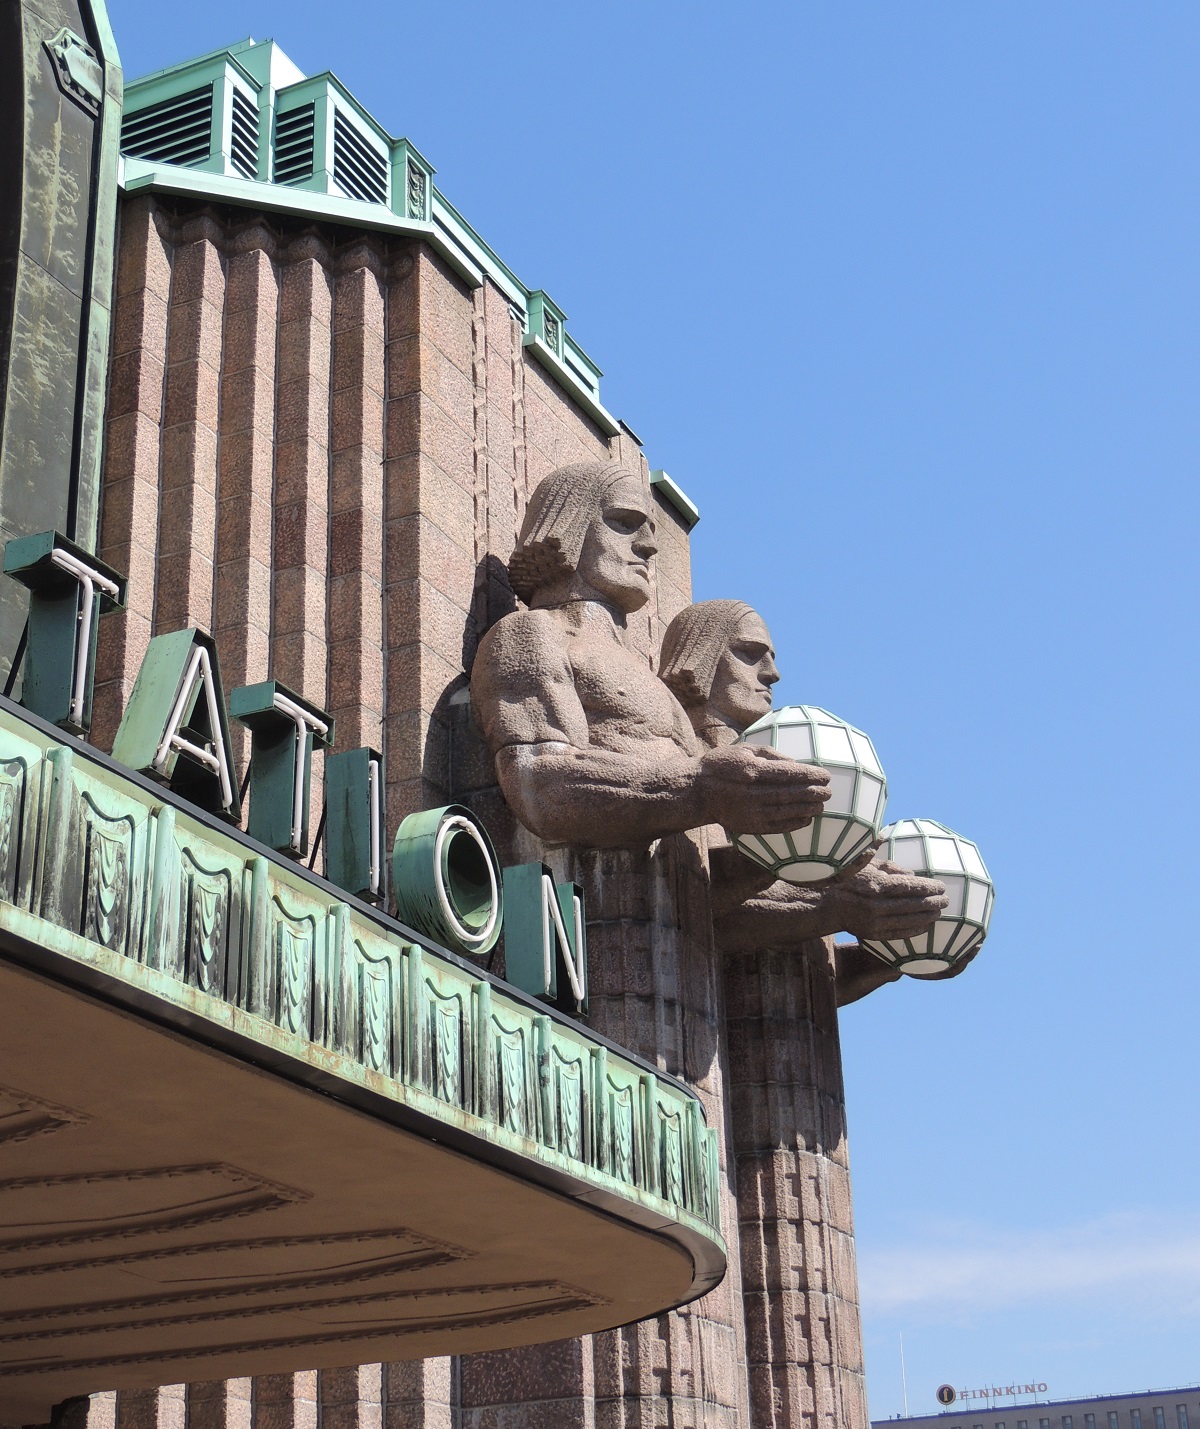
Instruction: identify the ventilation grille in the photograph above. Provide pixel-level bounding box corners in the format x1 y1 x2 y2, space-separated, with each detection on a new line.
333 110 388 205
229 88 259 179
121 85 214 168
274 103 315 185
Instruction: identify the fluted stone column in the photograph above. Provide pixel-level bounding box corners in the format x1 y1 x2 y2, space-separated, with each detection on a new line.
457 838 751 1429
724 943 867 1429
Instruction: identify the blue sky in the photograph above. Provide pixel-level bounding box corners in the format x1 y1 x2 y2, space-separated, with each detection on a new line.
107 0 1200 1416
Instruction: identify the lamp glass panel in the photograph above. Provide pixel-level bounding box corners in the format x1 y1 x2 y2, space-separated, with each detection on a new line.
779 860 830 884
849 730 881 775
905 957 950 975
763 833 792 860
932 920 957 955
889 837 925 871
775 724 814 760
815 724 854 764
959 842 987 877
927 836 964 872
744 729 772 748
816 818 849 857
855 776 882 822
826 767 857 814
948 923 979 957
966 881 989 921
939 874 966 917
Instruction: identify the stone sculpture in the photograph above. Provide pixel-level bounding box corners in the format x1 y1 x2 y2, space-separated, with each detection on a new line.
660 597 949 1426
471 463 831 848
469 469 951 1427
658 598 948 1001
468 460 838 1428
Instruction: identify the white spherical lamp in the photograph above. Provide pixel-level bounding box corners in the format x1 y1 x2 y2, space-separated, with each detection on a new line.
860 818 994 977
733 705 887 883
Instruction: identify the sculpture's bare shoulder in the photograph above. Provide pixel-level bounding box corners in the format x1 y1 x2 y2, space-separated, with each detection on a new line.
472 608 591 752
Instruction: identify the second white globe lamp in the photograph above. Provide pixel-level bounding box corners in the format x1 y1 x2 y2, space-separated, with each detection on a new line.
859 818 994 976
733 705 887 883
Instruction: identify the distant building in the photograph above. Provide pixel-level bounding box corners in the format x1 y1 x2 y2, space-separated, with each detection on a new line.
874 1386 1200 1429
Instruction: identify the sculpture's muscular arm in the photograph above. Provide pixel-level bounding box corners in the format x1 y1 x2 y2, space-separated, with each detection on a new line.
708 842 949 1005
472 613 829 847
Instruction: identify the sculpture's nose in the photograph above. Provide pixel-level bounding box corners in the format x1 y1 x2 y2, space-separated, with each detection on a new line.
763 654 780 686
634 526 658 558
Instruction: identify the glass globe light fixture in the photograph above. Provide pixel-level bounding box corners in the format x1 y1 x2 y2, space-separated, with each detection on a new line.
860 818 994 977
733 705 887 883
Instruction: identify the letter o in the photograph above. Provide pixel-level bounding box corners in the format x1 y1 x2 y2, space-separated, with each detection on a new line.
392 804 503 957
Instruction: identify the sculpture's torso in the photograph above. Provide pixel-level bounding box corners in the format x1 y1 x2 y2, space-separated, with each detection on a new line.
474 602 697 759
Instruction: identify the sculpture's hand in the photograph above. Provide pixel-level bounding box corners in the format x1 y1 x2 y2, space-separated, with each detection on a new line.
830 854 948 940
835 941 903 1006
699 745 830 834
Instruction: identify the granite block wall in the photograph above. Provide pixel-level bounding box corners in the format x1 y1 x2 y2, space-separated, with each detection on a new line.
77 192 863 1429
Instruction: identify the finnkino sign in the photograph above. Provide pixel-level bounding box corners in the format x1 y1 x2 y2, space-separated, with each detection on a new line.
937 1382 1051 1406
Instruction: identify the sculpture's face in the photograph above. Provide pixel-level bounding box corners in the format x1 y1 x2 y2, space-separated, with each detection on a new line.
575 475 658 613
709 611 779 731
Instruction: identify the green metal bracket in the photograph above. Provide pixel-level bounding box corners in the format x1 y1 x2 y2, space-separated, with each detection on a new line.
392 804 502 959
649 471 700 532
229 680 333 858
502 863 588 1016
2 530 126 733
111 628 240 820
323 744 383 902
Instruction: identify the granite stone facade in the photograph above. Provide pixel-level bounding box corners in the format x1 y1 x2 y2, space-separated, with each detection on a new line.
81 191 865 1429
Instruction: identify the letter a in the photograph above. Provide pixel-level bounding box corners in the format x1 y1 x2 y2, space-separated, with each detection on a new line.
112 629 240 820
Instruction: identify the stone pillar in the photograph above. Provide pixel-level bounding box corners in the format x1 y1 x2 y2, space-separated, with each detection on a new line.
112 1384 185 1429
382 1361 454 1429
457 838 750 1429
186 1380 252 1429
251 1373 317 1429
319 1366 381 1429
214 228 279 778
93 198 171 750
382 246 475 827
584 838 749 1429
153 216 224 636
328 248 387 756
724 943 867 1429
272 238 333 812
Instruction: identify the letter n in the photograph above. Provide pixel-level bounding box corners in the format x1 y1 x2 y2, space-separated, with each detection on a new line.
502 862 587 1015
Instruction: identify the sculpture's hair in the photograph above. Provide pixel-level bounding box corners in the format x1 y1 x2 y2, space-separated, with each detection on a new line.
508 461 644 602
659 599 758 707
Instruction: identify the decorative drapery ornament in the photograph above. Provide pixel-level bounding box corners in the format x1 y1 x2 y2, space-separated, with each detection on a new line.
733 705 887 882
860 818 994 976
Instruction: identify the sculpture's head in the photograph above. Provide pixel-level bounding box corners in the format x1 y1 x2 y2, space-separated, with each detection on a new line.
660 600 779 733
508 461 657 613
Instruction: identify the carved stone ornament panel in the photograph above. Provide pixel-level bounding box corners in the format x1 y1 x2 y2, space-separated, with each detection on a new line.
44 28 104 117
